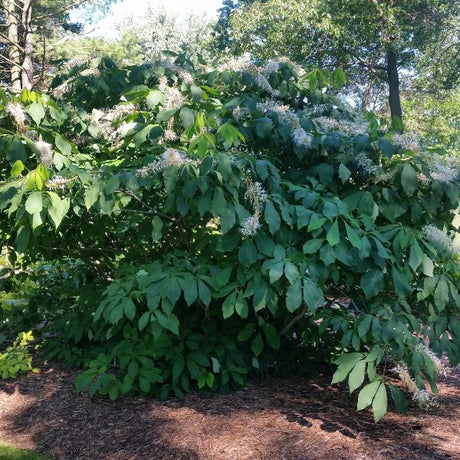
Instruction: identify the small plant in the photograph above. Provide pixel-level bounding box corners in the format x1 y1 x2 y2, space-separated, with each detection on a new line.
0 331 36 379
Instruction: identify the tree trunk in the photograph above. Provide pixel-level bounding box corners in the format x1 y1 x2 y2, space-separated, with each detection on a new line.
21 0 34 89
3 0 22 90
386 47 403 131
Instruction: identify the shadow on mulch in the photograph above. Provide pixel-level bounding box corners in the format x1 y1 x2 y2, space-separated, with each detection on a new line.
0 363 459 460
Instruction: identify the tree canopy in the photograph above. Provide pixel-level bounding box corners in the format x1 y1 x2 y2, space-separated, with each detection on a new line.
219 0 460 125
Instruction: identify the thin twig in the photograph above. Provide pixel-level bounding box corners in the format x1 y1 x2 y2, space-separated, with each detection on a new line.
117 189 176 222
281 305 308 336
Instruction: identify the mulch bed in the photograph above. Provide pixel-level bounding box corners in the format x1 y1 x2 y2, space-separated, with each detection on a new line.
0 361 459 460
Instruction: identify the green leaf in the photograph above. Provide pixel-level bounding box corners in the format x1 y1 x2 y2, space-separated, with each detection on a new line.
123 298 136 320
166 277 181 305
372 382 388 422
345 223 362 249
408 240 423 273
401 164 418 196
264 201 281 234
238 323 255 342
222 290 236 319
37 163 50 181
303 238 324 254
146 90 164 108
180 276 197 306
303 278 324 312
269 261 284 284
348 359 366 393
326 221 340 246
253 282 268 312
25 191 42 215
360 269 384 298
84 183 100 210
27 102 45 125
422 256 434 277
217 121 245 148
284 261 300 284
308 217 327 232
55 134 72 156
255 117 273 138
172 357 185 384
11 160 24 177
198 279 211 307
379 138 396 157
251 332 264 356
47 191 70 229
392 267 412 298
339 163 351 183
206 372 215 388
15 225 30 253
389 383 408 414
434 277 449 311
320 244 336 265
331 353 364 384
179 107 195 128
286 280 302 312
211 357 221 373
235 292 248 318
154 310 179 334
138 312 150 331
238 239 258 265
151 216 164 242
358 315 373 339
357 380 381 410
263 324 280 350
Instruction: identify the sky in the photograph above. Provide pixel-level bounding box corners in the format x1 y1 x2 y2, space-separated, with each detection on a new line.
75 0 224 38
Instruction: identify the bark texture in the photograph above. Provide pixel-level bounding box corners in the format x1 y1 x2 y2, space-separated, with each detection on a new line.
386 47 403 131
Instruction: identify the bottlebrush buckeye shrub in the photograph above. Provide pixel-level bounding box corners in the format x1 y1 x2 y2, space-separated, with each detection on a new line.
0 56 459 420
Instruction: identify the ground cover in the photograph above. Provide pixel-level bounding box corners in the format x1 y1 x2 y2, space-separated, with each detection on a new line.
0 361 458 460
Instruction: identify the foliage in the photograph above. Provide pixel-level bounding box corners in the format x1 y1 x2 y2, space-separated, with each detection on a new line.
51 8 216 68
0 58 459 421
0 331 36 379
0 444 48 460
403 87 460 157
219 0 460 120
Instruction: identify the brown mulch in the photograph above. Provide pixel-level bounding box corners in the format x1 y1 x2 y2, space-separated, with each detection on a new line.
0 361 459 460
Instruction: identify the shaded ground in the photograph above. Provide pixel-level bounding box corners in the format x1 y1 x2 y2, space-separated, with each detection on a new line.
0 361 459 460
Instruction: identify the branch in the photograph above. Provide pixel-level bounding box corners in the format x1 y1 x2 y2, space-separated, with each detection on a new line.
118 189 176 222
0 30 25 52
280 305 308 336
0 52 26 71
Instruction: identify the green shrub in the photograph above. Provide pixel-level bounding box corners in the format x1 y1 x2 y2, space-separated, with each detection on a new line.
0 331 36 379
0 57 458 420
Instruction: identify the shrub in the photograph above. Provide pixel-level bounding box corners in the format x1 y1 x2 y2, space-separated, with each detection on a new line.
0 56 459 420
0 331 36 379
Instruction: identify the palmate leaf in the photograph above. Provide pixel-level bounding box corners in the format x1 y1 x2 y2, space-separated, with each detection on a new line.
331 353 364 384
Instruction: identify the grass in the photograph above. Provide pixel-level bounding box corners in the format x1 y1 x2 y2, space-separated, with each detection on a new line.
0 443 48 460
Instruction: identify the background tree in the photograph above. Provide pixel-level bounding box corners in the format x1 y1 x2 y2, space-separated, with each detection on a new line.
219 0 460 128
0 0 113 90
50 7 215 68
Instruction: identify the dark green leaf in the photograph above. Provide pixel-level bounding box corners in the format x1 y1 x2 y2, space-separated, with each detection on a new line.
251 332 264 356
326 221 340 246
360 269 384 298
401 164 418 196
